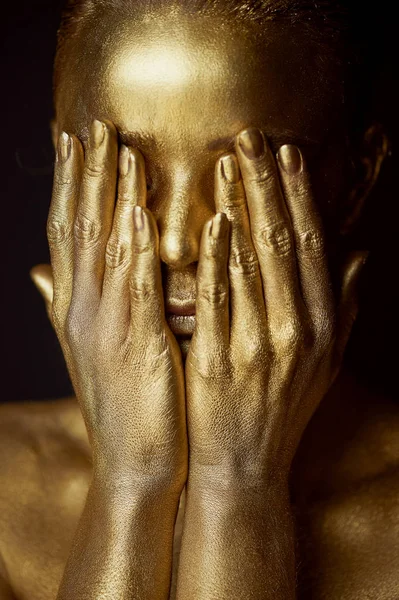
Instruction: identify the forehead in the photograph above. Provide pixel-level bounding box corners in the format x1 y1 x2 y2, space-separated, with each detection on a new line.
57 7 345 151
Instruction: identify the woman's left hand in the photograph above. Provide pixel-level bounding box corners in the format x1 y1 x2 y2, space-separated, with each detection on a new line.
185 126 368 488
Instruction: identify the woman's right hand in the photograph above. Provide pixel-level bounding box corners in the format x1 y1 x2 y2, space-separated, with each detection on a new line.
31 119 187 495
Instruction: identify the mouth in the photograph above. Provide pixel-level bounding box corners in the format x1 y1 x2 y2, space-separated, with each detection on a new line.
165 299 196 336
166 314 196 336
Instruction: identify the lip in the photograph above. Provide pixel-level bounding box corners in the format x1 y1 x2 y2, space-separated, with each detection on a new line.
165 300 196 317
166 314 196 336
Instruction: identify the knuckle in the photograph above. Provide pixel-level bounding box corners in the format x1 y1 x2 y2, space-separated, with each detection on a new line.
297 229 326 258
47 219 70 244
117 191 134 207
218 190 246 212
273 321 304 351
132 241 154 256
254 223 293 257
129 281 157 303
243 338 268 366
105 240 129 269
74 214 102 244
230 248 260 276
199 282 228 308
249 165 275 186
84 162 105 179
55 171 74 187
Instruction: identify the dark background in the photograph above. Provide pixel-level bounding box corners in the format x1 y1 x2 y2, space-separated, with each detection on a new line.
1 1 398 403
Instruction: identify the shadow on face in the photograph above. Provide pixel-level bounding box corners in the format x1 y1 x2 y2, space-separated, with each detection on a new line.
52 3 387 356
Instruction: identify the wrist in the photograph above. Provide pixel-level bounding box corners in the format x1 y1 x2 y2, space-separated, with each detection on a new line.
187 463 290 500
179 469 295 600
91 465 184 508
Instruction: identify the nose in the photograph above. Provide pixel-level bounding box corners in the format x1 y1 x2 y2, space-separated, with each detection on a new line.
155 169 215 269
159 213 198 267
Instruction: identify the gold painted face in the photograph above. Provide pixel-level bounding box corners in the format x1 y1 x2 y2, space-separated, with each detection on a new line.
54 5 353 350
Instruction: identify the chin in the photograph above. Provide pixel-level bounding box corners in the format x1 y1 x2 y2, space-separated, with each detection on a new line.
177 336 192 360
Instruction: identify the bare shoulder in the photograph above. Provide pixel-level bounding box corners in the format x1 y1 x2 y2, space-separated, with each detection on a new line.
0 398 91 599
292 370 399 599
0 395 91 504
0 397 90 494
292 369 399 499
295 466 399 599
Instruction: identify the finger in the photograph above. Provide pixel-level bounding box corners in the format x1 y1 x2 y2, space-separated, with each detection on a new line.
235 127 305 331
30 263 54 323
99 146 147 338
332 251 369 377
214 153 266 347
47 132 83 329
70 119 118 322
128 206 167 352
277 145 335 326
116 144 147 213
194 212 230 353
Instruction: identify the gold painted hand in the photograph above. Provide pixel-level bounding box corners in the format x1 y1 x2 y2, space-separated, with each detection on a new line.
185 126 368 487
31 119 187 492
176 127 368 598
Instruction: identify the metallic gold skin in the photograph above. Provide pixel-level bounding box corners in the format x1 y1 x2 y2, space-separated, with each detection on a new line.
45 120 188 599
1 4 396 600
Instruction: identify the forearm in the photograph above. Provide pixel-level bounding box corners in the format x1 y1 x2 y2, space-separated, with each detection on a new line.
56 472 181 600
176 475 296 599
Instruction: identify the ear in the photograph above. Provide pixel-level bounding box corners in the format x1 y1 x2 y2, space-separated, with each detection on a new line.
340 123 390 235
30 264 54 327
50 119 59 151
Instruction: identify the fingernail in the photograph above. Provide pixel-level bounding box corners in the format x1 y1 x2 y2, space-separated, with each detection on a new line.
58 132 71 163
220 154 241 183
119 145 131 177
133 205 145 231
211 212 229 240
277 145 302 175
238 127 265 159
90 119 106 148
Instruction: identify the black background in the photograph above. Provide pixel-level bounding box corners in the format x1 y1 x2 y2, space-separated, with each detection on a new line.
1 1 398 403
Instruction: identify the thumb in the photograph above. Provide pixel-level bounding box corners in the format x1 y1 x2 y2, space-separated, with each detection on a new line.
29 264 54 324
332 250 370 381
